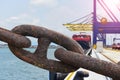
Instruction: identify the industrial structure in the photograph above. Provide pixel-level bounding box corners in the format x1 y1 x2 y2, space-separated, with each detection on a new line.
64 0 120 49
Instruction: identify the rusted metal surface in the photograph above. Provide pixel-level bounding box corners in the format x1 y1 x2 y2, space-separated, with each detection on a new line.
10 24 84 54
1 24 120 79
55 48 120 79
113 78 119 80
0 27 30 48
8 24 84 73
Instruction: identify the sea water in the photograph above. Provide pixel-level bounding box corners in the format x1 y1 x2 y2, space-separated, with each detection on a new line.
0 48 56 80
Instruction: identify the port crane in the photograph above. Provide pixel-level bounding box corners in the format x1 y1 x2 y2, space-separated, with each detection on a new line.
64 0 120 48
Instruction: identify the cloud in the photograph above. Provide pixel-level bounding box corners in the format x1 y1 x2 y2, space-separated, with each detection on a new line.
30 0 58 7
0 13 41 30
5 13 28 22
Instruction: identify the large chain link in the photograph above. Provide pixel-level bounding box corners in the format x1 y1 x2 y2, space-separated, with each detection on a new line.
7 24 84 73
1 25 120 79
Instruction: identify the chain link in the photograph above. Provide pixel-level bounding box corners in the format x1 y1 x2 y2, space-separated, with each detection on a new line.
55 48 120 79
1 24 120 79
0 27 30 48
7 24 84 73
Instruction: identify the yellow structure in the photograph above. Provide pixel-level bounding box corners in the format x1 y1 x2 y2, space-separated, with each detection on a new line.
63 24 93 31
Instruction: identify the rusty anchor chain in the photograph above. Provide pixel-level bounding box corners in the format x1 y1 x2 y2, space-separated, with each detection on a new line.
55 48 120 79
6 24 84 73
0 24 120 79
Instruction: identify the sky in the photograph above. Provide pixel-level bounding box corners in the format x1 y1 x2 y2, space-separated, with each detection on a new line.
0 0 120 45
0 0 93 45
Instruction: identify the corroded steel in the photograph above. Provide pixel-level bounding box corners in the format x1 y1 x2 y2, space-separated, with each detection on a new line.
55 48 120 79
1 24 120 79
8 24 84 73
0 27 30 48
